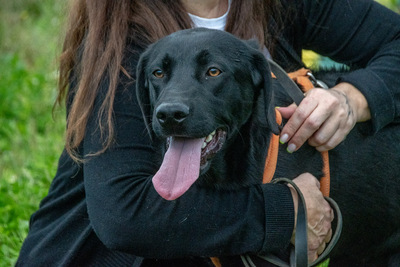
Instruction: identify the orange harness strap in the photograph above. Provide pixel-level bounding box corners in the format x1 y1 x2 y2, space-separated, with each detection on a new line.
319 152 330 197
262 109 330 196
264 69 331 197
210 257 222 267
263 110 282 184
287 68 314 92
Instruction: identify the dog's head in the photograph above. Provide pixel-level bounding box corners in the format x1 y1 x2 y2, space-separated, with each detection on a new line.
136 28 279 200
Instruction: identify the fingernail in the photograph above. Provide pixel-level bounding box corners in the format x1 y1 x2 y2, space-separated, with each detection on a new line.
280 133 289 144
287 143 296 153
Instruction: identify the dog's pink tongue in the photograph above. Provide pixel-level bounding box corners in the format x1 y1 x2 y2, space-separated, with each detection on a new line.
152 137 204 200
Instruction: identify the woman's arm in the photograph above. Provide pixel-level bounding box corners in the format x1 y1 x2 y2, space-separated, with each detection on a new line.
279 0 400 151
303 0 400 129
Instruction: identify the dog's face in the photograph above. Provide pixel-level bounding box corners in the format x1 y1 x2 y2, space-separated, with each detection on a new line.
136 28 278 200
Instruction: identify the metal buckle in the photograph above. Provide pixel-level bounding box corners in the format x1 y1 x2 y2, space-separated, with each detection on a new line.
306 72 329 89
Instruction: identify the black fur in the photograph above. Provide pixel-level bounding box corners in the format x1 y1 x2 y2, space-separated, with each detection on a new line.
136 28 400 265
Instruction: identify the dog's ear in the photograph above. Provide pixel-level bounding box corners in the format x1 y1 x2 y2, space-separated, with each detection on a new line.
136 50 154 140
250 51 280 135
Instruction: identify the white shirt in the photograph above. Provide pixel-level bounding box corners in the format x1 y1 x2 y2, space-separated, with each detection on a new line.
187 1 271 59
188 0 231 31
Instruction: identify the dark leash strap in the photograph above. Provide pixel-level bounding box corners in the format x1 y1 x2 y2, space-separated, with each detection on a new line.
277 178 308 267
267 59 305 106
251 178 342 267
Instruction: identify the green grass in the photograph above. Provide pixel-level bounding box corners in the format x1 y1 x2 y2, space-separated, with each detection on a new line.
0 1 399 266
0 0 66 265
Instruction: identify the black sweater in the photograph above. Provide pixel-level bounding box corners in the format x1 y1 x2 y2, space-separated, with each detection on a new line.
17 0 400 266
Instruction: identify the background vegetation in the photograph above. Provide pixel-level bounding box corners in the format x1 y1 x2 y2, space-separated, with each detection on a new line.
0 0 66 265
0 0 398 266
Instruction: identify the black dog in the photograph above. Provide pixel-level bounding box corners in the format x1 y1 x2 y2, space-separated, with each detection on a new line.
136 28 400 265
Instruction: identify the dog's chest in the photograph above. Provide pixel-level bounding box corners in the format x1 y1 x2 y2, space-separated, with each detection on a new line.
272 144 324 180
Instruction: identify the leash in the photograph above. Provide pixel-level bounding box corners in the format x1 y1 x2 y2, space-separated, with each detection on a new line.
257 179 342 267
212 177 342 267
268 60 304 106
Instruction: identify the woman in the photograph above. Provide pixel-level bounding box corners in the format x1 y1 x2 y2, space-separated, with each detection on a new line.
17 0 400 266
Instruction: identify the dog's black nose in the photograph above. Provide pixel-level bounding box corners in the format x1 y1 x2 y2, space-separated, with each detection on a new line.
155 103 189 127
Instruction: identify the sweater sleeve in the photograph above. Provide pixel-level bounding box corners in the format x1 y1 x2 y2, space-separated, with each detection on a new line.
299 0 400 133
81 46 294 258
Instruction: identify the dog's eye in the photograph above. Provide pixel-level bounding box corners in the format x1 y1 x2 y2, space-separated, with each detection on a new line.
153 69 164 78
207 68 221 77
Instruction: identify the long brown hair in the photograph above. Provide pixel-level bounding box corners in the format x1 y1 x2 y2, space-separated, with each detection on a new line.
56 0 282 161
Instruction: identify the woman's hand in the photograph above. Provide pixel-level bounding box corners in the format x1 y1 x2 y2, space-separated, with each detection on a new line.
278 82 371 152
289 173 334 263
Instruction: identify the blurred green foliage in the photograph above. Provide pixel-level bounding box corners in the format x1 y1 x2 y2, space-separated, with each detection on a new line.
0 0 66 265
379 0 400 10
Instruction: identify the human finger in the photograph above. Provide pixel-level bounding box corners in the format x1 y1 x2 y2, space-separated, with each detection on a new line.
279 97 319 149
307 114 341 148
284 102 332 153
276 103 297 119
317 242 326 256
324 228 333 243
309 251 318 263
310 105 355 151
314 120 355 152
293 172 321 188
315 131 346 152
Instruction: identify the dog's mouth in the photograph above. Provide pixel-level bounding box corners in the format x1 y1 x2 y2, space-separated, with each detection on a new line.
152 129 226 201
166 129 227 167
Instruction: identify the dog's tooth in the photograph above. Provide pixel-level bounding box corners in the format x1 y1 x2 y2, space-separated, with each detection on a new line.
206 134 213 143
202 142 207 149
211 130 216 136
